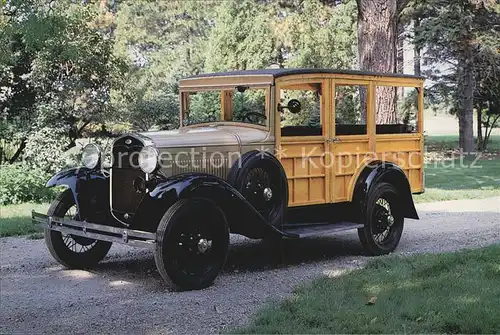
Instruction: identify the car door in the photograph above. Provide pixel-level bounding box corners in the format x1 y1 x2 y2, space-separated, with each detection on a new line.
275 78 332 207
330 79 374 203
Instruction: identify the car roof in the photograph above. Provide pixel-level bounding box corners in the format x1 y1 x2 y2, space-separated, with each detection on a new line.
184 68 425 80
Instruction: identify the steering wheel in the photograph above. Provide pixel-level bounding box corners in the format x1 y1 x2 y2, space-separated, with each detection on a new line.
242 112 267 124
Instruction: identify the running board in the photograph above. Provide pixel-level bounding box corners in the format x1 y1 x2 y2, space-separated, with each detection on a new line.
281 221 364 238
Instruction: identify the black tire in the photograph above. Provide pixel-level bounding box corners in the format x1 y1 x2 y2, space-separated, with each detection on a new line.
227 151 288 229
358 182 404 255
154 198 229 290
44 189 112 268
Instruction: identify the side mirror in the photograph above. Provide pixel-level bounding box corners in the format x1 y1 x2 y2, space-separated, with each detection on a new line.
278 99 302 114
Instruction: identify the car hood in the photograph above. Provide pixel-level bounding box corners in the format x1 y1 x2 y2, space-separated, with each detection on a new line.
140 125 270 149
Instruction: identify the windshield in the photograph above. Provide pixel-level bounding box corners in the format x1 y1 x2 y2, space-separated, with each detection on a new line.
182 87 268 127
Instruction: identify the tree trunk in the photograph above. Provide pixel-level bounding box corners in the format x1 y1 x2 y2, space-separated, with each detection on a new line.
476 103 483 151
396 19 404 102
485 114 500 151
458 55 475 154
413 18 421 76
8 138 26 164
356 0 398 124
397 20 404 74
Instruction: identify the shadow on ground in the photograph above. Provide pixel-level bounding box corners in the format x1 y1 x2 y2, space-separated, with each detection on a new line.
93 233 362 289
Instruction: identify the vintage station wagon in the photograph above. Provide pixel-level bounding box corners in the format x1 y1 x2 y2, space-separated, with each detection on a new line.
33 68 424 290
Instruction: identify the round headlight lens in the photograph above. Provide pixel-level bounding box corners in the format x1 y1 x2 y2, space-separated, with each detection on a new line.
82 143 100 169
139 146 158 173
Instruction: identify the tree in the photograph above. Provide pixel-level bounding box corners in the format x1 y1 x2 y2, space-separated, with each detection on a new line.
0 0 124 170
112 0 214 130
204 0 277 72
474 46 500 151
415 0 499 153
355 0 410 123
0 1 37 163
276 0 357 69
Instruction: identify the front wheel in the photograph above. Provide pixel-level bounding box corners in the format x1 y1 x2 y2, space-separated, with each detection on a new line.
154 198 229 290
358 182 404 255
44 189 112 268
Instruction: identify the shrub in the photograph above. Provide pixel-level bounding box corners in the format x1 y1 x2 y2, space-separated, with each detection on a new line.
0 164 58 205
23 128 70 173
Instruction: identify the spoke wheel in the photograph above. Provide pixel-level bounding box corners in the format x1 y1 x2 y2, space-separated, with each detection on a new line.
60 204 98 253
227 151 288 229
44 190 112 268
372 198 397 245
358 182 404 255
155 198 229 290
241 166 282 223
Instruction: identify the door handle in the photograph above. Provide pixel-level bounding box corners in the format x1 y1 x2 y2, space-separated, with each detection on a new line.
328 137 341 143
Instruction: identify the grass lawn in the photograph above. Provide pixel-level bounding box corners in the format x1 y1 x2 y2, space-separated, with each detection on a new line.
414 157 500 203
425 134 500 152
235 244 500 334
0 202 47 237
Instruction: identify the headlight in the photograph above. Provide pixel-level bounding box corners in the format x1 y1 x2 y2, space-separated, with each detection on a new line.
82 143 100 169
138 146 158 173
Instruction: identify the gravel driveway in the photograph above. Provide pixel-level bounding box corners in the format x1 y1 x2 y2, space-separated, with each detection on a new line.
1 197 499 334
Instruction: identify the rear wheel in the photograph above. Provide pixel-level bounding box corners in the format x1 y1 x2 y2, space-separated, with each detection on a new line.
358 182 404 255
44 189 112 268
154 198 229 290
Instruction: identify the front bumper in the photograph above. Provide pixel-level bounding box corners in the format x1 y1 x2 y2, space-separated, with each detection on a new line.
32 211 156 249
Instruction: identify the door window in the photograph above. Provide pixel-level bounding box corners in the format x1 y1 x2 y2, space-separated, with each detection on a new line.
334 84 368 135
375 85 419 134
280 83 323 137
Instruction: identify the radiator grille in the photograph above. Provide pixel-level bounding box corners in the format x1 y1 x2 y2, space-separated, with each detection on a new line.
171 158 230 179
111 136 145 218
111 168 145 214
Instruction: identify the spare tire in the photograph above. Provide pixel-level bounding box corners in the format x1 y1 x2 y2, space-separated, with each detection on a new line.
227 150 288 229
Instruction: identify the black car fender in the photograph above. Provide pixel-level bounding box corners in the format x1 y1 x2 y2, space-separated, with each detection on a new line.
46 167 111 222
136 173 288 238
352 161 419 221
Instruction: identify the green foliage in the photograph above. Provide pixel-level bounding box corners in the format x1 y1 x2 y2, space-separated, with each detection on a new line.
205 0 277 71
398 88 419 126
411 0 499 150
0 0 359 171
0 164 57 205
1 0 125 170
186 91 221 125
205 0 357 71
23 127 82 173
414 0 500 116
232 90 267 124
280 89 321 127
335 85 365 124
281 0 358 69
474 46 500 150
112 0 213 130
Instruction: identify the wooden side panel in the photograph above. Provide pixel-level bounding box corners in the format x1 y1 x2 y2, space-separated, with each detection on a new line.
281 142 328 206
375 135 424 193
331 138 371 202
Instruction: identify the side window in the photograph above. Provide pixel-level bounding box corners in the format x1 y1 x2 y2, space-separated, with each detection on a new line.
375 86 419 134
334 85 368 135
280 84 323 137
